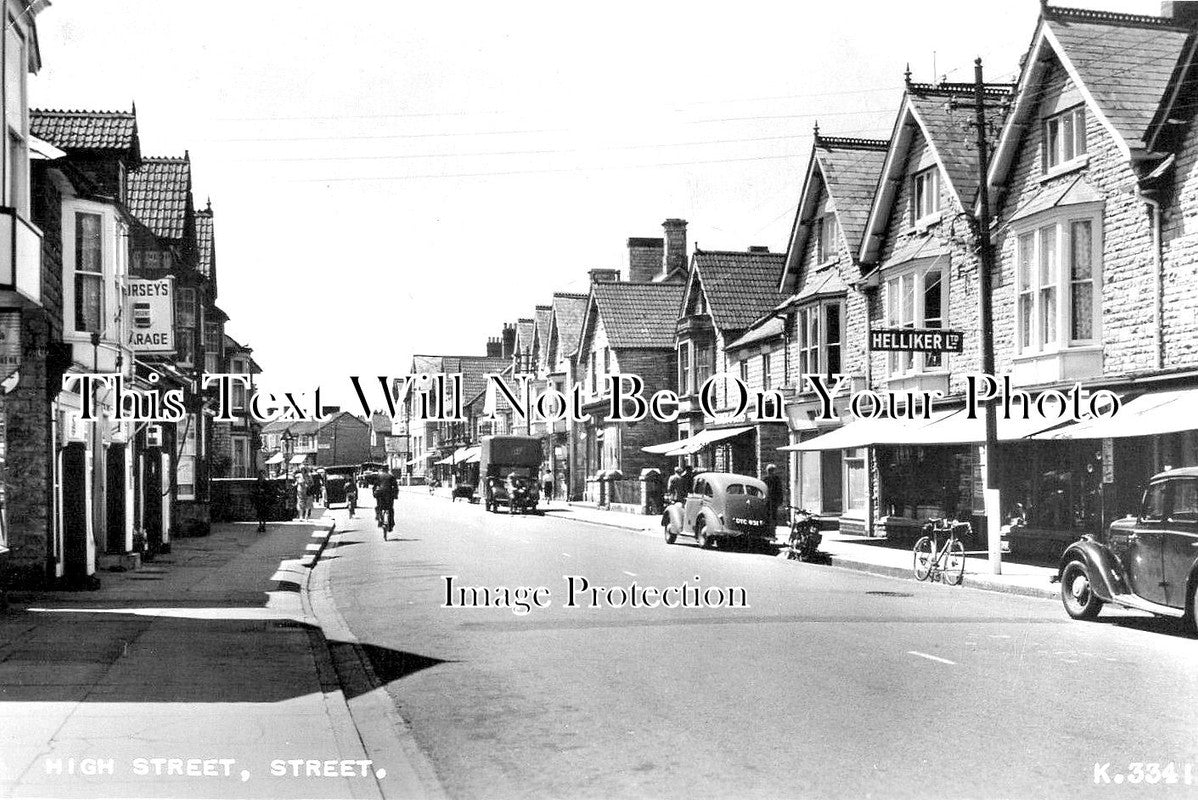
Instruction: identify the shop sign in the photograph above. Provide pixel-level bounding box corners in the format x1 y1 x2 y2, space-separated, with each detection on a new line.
1102 438 1114 484
123 277 175 352
0 310 20 381
870 327 963 353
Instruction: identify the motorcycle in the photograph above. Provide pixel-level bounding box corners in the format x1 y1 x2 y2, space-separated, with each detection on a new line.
786 506 822 562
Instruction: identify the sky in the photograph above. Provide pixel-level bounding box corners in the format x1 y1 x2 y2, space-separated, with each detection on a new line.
29 0 1163 410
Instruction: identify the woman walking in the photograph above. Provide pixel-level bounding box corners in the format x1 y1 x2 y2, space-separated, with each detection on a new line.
295 467 315 520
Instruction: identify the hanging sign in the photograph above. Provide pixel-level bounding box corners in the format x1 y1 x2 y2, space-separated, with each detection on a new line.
123 277 175 352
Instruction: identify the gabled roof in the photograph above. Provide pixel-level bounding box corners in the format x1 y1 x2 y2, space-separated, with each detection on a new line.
533 305 552 353
128 155 192 241
549 292 588 358
457 355 510 407
514 318 535 356
196 201 215 281
781 133 888 293
860 81 1012 266
30 108 141 159
990 5 1195 186
685 249 786 335
584 282 685 350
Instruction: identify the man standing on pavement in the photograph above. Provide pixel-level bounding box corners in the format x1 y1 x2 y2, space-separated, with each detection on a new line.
680 462 695 498
762 463 784 533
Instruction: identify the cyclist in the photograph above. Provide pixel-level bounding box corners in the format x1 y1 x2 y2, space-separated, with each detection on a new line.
374 469 398 536
344 475 358 518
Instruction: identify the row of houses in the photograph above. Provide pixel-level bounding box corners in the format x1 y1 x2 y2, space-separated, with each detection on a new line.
0 1 264 589
398 2 1198 558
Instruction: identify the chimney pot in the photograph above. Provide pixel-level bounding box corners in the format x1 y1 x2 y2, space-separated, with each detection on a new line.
748 245 770 253
588 268 620 284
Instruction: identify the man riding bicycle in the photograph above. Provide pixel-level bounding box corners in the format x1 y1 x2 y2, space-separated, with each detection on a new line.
374 469 398 536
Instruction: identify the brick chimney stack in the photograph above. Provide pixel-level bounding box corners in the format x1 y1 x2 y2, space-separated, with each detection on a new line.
588 268 620 284
661 218 688 280
485 337 502 358
500 323 516 359
627 237 664 283
1161 1 1198 24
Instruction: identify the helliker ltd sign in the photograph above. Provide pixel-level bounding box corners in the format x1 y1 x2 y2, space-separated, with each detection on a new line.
870 327 964 353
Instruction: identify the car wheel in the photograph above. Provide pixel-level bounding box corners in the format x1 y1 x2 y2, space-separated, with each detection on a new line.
664 524 677 545
695 518 709 549
1060 559 1103 621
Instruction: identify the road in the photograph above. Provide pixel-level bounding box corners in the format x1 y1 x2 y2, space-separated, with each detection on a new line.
323 491 1198 800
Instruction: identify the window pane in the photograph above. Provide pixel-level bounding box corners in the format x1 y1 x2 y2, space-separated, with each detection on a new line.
1039 226 1057 285
76 213 102 273
901 274 914 325
1071 283 1093 341
1074 108 1087 156
75 273 101 332
1045 117 1060 168
923 271 943 325
1019 296 1032 349
1070 220 1092 280
1062 112 1075 162
1018 234 1034 291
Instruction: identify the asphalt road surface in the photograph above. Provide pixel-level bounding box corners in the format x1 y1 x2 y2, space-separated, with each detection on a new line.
327 492 1198 800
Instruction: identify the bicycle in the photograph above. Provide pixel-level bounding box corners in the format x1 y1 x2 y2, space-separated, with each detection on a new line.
377 497 395 537
912 518 970 585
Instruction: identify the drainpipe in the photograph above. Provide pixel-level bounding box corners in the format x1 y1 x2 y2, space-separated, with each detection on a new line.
1143 197 1164 371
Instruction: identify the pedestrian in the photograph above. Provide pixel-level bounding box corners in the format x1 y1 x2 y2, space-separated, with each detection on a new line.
252 470 273 532
680 462 695 498
294 469 313 520
667 466 686 504
542 468 554 502
762 463 784 533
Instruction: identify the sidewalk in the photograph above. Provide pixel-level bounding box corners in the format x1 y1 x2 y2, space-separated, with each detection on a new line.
557 501 1060 600
0 514 387 799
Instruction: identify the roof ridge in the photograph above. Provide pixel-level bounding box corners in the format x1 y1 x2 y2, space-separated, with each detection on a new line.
695 248 785 257
907 81 1014 99
137 155 189 164
31 107 135 117
553 292 589 299
1044 4 1190 29
815 135 890 151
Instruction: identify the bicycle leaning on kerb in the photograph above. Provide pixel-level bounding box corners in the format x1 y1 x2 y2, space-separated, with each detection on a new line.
912 518 972 585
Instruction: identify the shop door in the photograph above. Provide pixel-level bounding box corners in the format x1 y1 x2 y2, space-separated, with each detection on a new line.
143 451 163 551
820 450 843 514
62 442 89 581
106 445 126 553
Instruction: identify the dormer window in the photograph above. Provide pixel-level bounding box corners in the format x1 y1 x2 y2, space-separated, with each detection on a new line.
1043 106 1087 171
912 167 940 224
815 214 838 264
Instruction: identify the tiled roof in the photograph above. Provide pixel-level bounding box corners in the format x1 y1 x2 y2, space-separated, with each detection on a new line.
787 265 848 304
909 84 1012 206
551 293 588 357
128 156 192 241
30 108 138 153
691 249 787 334
1045 7 1193 147
726 316 785 351
815 137 888 252
534 306 552 352
196 204 214 279
590 282 685 350
457 355 509 405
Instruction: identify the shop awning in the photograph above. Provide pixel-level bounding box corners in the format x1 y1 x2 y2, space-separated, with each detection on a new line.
463 448 481 464
897 406 1074 445
779 416 924 451
405 453 434 466
642 435 692 455
265 452 284 465
288 454 308 465
458 446 481 464
642 426 754 457
1033 387 1198 440
435 455 454 465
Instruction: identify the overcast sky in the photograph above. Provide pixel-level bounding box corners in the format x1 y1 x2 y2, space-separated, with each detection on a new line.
30 0 1161 409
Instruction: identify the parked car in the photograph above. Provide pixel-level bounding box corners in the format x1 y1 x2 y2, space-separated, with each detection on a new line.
1059 467 1198 632
663 472 773 551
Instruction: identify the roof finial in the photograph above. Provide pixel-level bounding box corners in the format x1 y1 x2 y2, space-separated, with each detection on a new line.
130 99 137 116
813 120 820 141
904 63 912 89
206 196 212 211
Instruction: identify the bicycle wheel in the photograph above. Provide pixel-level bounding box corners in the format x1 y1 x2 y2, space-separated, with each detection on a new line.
913 536 934 581
944 538 966 586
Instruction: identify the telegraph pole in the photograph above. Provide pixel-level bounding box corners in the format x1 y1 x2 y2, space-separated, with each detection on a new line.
973 58 1002 574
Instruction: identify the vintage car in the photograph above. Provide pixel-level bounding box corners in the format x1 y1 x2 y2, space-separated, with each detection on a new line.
663 472 774 551
1059 467 1198 632
323 465 358 506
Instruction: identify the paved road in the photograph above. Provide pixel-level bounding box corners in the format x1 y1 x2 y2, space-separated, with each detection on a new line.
324 492 1198 800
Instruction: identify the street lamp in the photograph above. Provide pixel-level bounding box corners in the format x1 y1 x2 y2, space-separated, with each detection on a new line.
281 429 293 478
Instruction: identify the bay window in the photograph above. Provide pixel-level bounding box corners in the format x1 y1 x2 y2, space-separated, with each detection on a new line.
74 212 103 334
1014 210 1100 354
678 342 692 395
695 342 713 392
797 300 845 384
885 265 945 376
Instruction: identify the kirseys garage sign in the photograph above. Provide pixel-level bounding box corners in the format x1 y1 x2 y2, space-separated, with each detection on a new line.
869 327 963 353
123 277 175 352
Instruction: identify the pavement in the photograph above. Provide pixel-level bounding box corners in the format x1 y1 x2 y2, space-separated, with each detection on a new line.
0 510 436 800
404 485 1061 600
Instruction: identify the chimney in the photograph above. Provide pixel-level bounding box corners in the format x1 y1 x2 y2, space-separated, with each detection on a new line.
486 337 501 358
588 268 620 284
662 218 687 279
748 245 770 253
500 323 516 359
1161 1 1198 24
627 237 664 283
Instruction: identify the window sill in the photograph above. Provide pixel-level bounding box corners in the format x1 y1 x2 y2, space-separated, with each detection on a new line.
884 370 951 383
1040 155 1090 183
1011 343 1102 361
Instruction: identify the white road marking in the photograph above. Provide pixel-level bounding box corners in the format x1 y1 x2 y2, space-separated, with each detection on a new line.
623 570 637 577
907 651 956 665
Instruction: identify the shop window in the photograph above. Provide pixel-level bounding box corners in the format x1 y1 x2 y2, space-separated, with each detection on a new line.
1043 106 1086 171
844 448 867 515
1014 211 1101 353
